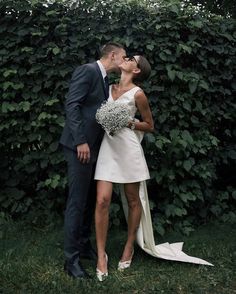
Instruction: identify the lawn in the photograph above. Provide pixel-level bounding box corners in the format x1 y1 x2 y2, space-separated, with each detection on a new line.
0 220 235 294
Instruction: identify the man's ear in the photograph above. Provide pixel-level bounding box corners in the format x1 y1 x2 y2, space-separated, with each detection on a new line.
111 51 115 60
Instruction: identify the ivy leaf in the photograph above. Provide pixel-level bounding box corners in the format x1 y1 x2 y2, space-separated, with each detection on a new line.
183 160 192 171
199 80 209 90
189 20 203 28
145 133 155 143
189 81 198 94
183 101 191 111
2 102 16 113
178 44 192 54
155 24 162 30
46 10 58 16
175 207 187 216
3 82 14 90
3 69 17 77
52 47 60 55
155 224 165 236
49 142 59 152
146 44 154 51
38 112 49 120
45 99 59 106
159 52 167 61
182 130 194 144
170 129 180 140
167 69 176 81
19 102 31 112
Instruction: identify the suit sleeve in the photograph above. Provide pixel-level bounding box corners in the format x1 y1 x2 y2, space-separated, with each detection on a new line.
65 65 92 146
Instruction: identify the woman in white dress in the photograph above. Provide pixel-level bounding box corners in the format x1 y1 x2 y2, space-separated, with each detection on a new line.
94 55 154 281
94 55 213 282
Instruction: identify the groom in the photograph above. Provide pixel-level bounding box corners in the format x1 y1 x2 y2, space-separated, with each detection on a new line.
60 42 126 279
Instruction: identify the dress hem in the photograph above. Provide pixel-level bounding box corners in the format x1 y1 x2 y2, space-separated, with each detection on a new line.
94 177 150 183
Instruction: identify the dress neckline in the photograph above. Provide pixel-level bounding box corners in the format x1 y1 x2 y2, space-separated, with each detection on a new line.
110 85 139 101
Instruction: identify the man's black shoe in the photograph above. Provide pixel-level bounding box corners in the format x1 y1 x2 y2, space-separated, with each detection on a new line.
79 247 97 261
64 257 91 279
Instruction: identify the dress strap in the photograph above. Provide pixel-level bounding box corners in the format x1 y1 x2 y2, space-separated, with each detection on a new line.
130 86 142 96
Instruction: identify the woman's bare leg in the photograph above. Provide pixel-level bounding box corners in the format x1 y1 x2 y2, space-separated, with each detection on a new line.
95 180 113 272
120 182 141 261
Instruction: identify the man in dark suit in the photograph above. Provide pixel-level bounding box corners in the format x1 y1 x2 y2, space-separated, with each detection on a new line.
60 42 126 279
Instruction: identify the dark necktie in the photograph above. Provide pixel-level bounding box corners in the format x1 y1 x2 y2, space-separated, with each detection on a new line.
104 76 109 99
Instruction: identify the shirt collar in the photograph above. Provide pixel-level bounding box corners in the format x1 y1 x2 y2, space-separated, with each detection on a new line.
97 60 107 79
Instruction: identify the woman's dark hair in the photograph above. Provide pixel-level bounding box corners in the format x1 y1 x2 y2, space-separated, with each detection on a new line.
100 42 124 57
133 56 151 83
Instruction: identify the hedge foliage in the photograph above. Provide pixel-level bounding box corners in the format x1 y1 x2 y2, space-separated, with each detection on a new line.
1 0 235 234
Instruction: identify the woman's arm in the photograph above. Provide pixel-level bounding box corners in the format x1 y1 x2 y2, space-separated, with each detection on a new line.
128 90 154 132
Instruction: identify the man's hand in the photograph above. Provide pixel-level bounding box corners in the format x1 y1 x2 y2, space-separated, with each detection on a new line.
77 143 90 163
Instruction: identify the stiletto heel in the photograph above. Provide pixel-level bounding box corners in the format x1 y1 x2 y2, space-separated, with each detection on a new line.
118 250 134 271
96 253 108 282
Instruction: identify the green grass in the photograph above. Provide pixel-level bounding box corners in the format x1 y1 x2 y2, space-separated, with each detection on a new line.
0 220 235 294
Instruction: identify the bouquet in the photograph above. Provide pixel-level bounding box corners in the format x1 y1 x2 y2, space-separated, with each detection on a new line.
96 101 130 136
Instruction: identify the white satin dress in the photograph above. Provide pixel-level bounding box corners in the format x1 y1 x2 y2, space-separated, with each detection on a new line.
94 86 213 266
95 86 149 183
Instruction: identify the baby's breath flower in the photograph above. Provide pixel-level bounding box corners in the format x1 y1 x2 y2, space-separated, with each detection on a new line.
96 101 130 136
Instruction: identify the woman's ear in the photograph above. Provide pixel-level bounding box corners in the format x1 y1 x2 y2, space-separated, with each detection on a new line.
133 68 141 74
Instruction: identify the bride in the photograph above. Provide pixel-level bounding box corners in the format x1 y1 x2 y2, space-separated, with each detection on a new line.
94 55 212 282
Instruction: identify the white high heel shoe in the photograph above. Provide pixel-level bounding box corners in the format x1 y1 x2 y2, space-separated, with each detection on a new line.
118 250 134 271
96 254 108 282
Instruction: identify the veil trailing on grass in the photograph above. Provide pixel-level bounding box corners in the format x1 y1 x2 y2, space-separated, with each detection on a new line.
119 130 213 266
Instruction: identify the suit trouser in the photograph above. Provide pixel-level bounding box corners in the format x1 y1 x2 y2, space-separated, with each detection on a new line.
63 146 97 261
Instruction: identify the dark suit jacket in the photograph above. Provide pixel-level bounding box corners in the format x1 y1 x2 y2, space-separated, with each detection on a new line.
60 62 107 152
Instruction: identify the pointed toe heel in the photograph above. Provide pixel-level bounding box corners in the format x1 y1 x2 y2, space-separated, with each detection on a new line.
96 253 108 282
96 268 108 282
118 250 134 271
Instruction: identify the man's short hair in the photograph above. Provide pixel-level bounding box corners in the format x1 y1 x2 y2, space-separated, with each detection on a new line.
100 42 124 58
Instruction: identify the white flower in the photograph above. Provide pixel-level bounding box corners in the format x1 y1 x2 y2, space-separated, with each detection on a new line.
96 101 130 136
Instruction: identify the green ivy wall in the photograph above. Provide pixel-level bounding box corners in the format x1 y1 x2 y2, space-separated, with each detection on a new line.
0 0 235 234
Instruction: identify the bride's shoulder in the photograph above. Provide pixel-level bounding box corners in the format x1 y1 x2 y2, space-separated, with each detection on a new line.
134 86 144 95
134 87 147 101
